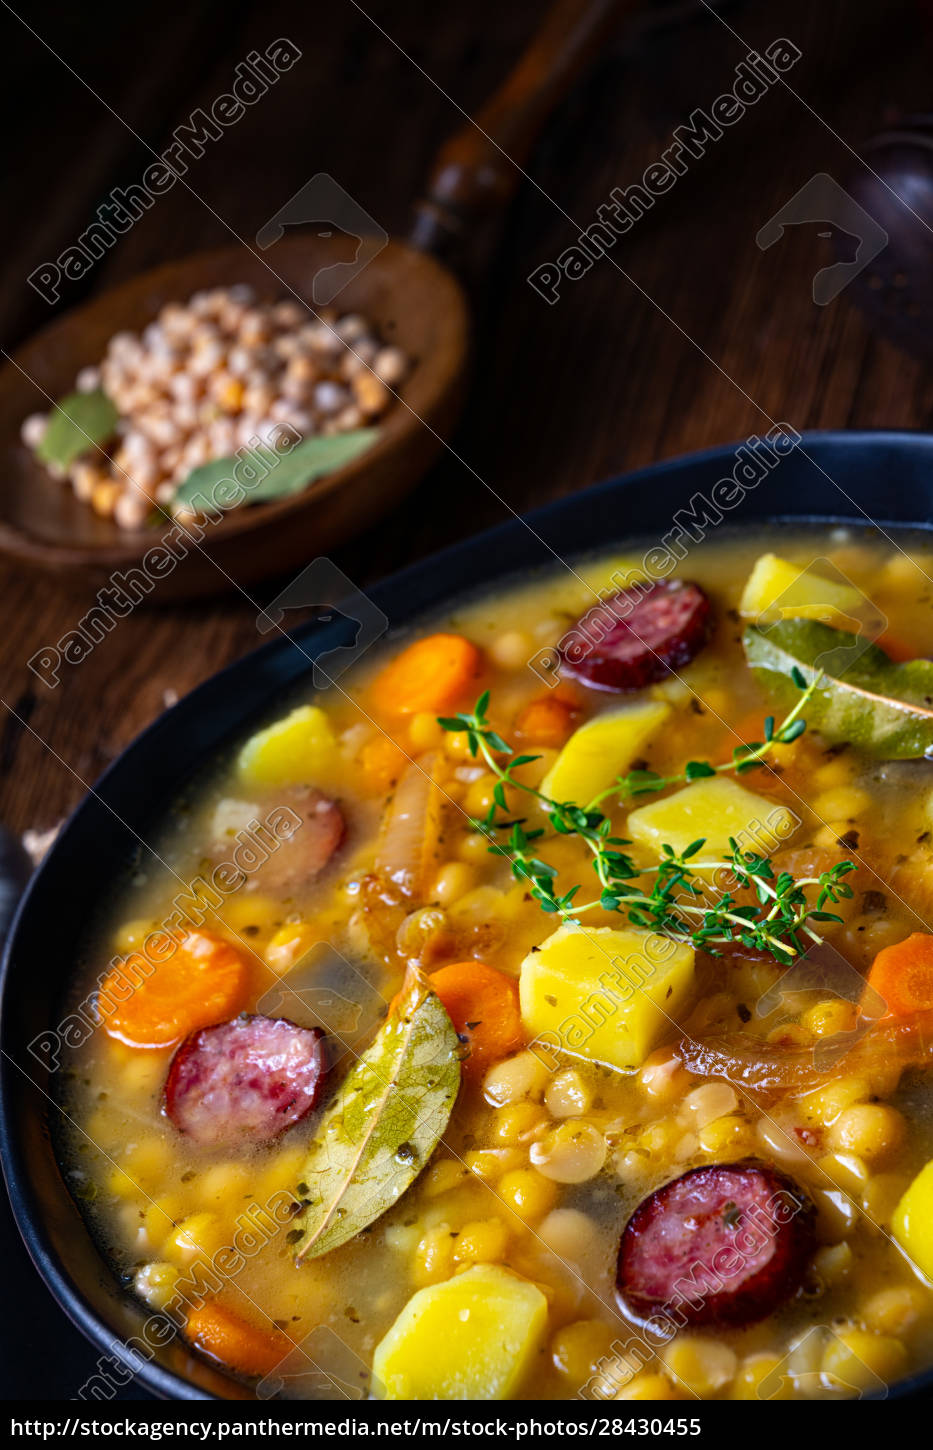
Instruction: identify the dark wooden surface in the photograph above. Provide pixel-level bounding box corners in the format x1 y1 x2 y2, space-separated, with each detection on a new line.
3 0 933 1399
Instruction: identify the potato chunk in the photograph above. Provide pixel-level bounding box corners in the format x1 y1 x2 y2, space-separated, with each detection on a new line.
542 700 670 806
739 552 873 629
893 1161 933 1282
236 705 336 788
519 923 694 1071
627 776 798 863
372 1264 548 1399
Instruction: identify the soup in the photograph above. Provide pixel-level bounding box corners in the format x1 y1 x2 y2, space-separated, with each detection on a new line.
59 526 933 1400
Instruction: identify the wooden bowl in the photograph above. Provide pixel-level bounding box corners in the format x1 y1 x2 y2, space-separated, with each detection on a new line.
0 236 469 600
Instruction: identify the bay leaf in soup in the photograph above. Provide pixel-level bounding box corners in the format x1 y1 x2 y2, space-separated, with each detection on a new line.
35 388 119 469
743 618 933 759
293 968 461 1262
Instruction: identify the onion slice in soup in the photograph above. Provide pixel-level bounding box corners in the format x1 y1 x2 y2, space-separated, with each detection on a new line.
678 1007 933 1095
375 752 445 899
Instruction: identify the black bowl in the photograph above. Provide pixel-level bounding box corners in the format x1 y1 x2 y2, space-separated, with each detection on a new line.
4 429 933 1401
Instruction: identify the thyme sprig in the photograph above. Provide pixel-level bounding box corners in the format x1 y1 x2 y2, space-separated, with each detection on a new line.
587 663 816 811
438 675 855 965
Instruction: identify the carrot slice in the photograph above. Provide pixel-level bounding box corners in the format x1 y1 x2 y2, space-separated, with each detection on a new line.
514 692 581 748
430 961 524 1081
98 929 250 1049
372 633 481 715
867 932 933 1017
186 1300 291 1378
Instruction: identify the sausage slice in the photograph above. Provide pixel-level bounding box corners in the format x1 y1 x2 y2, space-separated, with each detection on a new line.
164 1015 326 1148
617 1160 815 1326
211 786 345 900
560 580 712 692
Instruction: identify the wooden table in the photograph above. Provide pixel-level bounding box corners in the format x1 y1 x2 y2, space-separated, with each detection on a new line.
4 0 933 841
2 0 933 1396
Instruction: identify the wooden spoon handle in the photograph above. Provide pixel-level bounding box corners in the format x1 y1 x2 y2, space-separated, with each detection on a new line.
410 0 635 254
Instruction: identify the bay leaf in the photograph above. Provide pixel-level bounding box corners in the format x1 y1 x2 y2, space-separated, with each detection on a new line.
292 968 460 1262
173 428 379 511
35 388 119 468
743 618 933 759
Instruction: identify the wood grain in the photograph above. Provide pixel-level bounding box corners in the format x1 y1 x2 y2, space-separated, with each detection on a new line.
2 0 932 845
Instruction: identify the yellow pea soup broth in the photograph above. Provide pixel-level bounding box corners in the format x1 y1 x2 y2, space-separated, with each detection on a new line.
59 526 933 1400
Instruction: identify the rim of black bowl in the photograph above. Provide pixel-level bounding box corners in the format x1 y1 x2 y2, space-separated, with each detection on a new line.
4 428 933 1402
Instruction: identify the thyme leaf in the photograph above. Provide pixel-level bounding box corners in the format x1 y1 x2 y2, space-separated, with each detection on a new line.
438 678 855 964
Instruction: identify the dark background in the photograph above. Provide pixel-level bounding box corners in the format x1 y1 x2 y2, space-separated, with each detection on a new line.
3 0 933 1400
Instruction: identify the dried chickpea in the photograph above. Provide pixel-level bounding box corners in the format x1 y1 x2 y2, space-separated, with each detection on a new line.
680 1081 738 1129
755 1116 812 1167
464 1147 524 1182
545 1070 592 1119
107 1168 138 1198
383 1224 419 1255
637 1049 689 1103
536 1208 599 1266
443 729 476 762
91 479 121 517
861 1285 926 1336
673 1130 699 1162
165 1212 222 1265
802 998 859 1038
112 918 155 953
423 1158 467 1197
615 1372 682 1401
530 1122 607 1183
492 1102 548 1146
497 1167 558 1221
141 1196 184 1252
811 1241 853 1287
431 861 476 907
551 1320 617 1385
465 775 500 818
265 920 316 973
662 1337 737 1396
861 1172 910 1228
489 631 535 670
821 1328 907 1392
698 1115 753 1157
412 1224 456 1287
812 755 854 789
828 1104 906 1163
453 1218 509 1265
373 346 407 386
409 712 443 751
731 1353 788 1400
198 1161 251 1204
458 830 494 863
799 1076 870 1127
134 1261 179 1311
483 1050 551 1106
123 1137 173 1183
639 1119 681 1158
817 1151 870 1196
351 371 389 416
615 1148 653 1183
812 1186 859 1241
29 291 406 530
